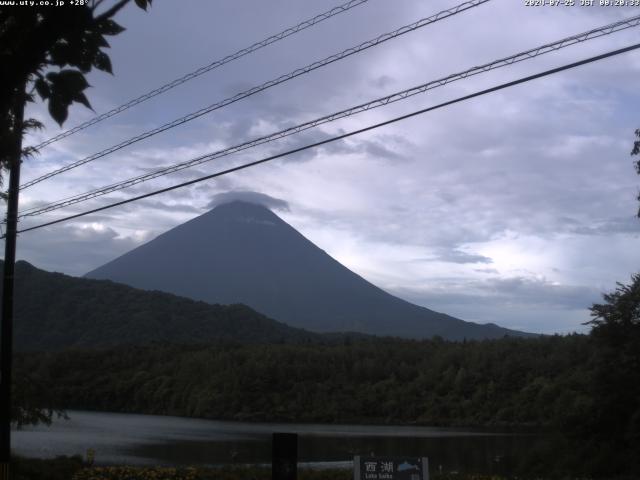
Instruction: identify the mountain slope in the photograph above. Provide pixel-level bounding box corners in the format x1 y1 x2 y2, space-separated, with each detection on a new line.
2 260 320 351
86 201 529 340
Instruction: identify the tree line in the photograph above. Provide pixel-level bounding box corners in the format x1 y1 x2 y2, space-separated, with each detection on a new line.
12 335 597 427
14 326 639 476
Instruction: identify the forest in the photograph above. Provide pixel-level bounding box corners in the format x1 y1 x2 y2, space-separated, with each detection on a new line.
8 271 640 477
3 260 321 351
15 335 591 427
13 326 640 476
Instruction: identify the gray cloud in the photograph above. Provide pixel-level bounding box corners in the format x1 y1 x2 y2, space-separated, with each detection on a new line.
369 75 395 90
272 127 353 163
409 249 493 265
433 249 493 265
395 276 601 311
475 268 499 274
566 216 640 236
13 0 640 334
206 190 290 212
361 138 406 162
16 224 145 276
389 276 603 333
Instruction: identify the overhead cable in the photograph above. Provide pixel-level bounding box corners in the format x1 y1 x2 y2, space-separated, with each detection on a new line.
12 42 640 237
32 0 372 151
20 0 490 190
18 13 640 219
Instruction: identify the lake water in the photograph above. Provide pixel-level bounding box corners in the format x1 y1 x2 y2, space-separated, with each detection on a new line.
13 410 544 475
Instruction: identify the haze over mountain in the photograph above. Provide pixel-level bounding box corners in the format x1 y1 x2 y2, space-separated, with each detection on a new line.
87 201 531 340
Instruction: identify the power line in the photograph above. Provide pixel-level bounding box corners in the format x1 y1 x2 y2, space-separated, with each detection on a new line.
12 42 640 237
18 12 640 219
20 0 490 190
31 0 371 151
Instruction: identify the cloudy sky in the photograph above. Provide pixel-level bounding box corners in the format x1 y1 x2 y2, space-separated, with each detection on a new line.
8 0 640 334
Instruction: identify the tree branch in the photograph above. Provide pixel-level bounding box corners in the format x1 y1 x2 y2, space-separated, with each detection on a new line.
91 0 107 12
95 0 130 21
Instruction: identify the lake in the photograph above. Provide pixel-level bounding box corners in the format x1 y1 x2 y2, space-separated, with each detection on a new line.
13 410 544 475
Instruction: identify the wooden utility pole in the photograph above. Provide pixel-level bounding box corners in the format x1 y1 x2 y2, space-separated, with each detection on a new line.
0 79 25 480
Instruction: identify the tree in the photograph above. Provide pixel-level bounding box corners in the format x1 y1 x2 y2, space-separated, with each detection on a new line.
11 361 67 429
631 129 640 217
1 0 152 170
0 1 152 475
586 274 640 474
589 273 640 332
570 126 640 476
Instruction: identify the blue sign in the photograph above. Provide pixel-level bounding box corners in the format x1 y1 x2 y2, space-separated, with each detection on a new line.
354 456 429 480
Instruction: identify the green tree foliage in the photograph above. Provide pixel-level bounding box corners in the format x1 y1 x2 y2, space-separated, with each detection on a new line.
17 336 592 428
4 261 319 351
589 273 640 330
584 274 640 473
19 333 640 476
0 0 151 425
11 360 66 428
0 0 152 179
631 129 640 217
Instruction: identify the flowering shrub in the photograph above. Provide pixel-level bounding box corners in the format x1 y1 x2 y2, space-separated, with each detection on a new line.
72 466 199 480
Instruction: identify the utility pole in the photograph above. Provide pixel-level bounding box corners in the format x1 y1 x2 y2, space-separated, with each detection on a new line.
0 79 25 480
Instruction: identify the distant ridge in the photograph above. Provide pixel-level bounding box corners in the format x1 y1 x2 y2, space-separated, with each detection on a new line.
86 201 532 340
3 260 320 351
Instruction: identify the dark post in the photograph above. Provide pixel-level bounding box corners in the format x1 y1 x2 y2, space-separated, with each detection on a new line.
0 78 25 480
272 432 297 480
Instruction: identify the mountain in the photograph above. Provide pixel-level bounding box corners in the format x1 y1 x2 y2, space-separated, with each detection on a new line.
86 201 529 340
3 260 320 351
